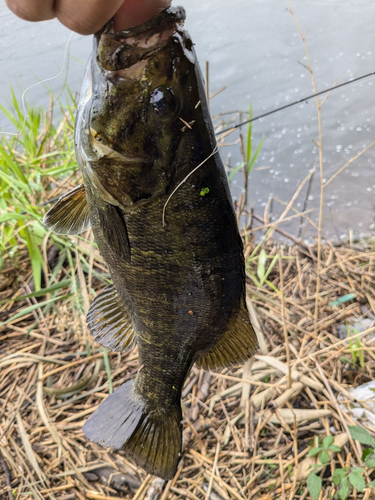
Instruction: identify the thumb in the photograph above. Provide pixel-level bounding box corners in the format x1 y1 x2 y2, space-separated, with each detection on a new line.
113 0 172 31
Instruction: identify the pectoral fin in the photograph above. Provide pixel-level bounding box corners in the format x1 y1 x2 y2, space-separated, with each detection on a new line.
97 205 131 262
196 302 258 370
87 284 136 353
43 184 90 235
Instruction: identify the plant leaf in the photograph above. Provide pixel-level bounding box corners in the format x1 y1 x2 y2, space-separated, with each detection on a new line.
319 450 330 464
0 280 71 303
328 444 342 453
331 293 356 306
227 162 245 181
246 136 265 175
362 448 374 460
308 447 322 457
338 477 349 500
348 472 365 492
351 467 365 474
260 253 279 286
102 347 113 394
307 472 321 500
257 249 267 281
323 435 334 449
332 469 347 485
349 425 375 447
246 103 252 165
23 226 44 291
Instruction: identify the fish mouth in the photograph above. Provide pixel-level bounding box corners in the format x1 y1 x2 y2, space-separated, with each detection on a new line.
96 6 186 74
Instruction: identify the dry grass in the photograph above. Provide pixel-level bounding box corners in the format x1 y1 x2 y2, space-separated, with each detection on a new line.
1 229 375 499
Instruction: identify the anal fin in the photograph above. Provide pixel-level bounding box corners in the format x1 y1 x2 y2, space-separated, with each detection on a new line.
196 301 258 370
43 183 90 235
87 284 136 353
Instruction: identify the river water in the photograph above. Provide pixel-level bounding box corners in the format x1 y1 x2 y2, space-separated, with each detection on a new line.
0 0 374 240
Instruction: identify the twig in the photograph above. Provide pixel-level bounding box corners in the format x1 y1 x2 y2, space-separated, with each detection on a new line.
205 441 220 500
0 450 12 500
324 139 375 187
279 253 291 388
288 2 325 339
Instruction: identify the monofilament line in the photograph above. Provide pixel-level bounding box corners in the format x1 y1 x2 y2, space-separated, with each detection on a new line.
0 31 74 137
217 69 375 135
162 144 219 227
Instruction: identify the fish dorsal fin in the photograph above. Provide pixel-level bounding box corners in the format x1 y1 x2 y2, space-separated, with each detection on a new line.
87 284 136 353
43 184 90 235
196 301 258 370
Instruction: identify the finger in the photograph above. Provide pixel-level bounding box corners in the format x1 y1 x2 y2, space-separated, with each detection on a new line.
113 0 172 31
5 0 55 22
55 0 126 35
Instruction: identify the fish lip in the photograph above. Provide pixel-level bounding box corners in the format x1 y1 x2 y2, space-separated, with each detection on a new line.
95 6 186 73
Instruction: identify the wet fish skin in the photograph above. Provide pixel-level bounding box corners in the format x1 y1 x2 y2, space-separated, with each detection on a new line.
44 6 258 479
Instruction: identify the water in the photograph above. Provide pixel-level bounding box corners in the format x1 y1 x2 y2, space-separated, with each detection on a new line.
1 0 374 240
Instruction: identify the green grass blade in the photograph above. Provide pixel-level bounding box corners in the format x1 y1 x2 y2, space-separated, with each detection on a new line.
260 253 279 286
247 136 265 176
0 213 33 223
1 295 72 326
23 226 44 291
102 347 113 394
246 103 252 164
0 142 30 186
228 162 245 181
1 280 72 303
257 249 267 283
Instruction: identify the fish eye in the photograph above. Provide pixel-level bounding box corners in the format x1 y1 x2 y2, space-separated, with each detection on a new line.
150 87 178 119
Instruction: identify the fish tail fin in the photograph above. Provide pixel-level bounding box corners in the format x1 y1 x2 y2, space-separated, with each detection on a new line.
83 380 182 479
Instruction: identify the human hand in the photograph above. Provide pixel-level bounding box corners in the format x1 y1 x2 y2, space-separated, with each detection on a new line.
5 0 172 35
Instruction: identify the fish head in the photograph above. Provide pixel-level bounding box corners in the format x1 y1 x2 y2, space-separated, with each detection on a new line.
76 6 211 209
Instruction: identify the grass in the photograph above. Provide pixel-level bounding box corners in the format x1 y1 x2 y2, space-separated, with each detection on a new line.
2 199 375 499
347 325 365 369
0 89 78 291
1 95 375 500
2 7 375 499
226 103 265 208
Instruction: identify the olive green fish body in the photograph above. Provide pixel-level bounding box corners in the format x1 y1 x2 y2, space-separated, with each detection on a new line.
44 7 258 479
86 152 244 394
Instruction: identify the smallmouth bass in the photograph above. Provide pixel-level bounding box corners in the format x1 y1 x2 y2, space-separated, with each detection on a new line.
44 6 258 479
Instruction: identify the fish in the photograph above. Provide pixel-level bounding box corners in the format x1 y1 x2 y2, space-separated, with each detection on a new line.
43 6 258 479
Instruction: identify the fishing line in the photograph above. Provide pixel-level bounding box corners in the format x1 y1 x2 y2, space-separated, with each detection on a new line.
0 31 74 137
216 70 375 135
162 144 219 227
